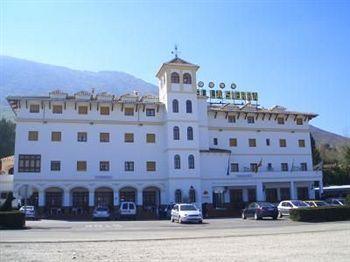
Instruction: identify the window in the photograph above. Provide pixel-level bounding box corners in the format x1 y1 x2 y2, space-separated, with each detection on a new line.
146 133 156 143
266 138 270 146
187 127 193 140
124 133 134 143
300 162 307 171
213 192 224 208
18 154 41 172
146 161 156 171
267 163 273 171
249 138 256 147
229 138 237 147
247 116 255 124
230 163 239 172
172 99 179 113
188 155 195 169
52 105 62 114
186 100 192 113
213 138 218 145
173 126 180 140
279 139 287 147
189 188 196 202
175 190 182 203
281 163 289 172
100 132 110 142
146 108 155 116
100 161 110 171
298 139 305 148
228 115 236 123
296 118 303 125
50 161 61 171
100 106 110 115
183 73 192 84
77 132 87 142
277 117 285 125
29 104 40 113
51 131 61 142
124 107 134 116
28 131 38 141
124 161 134 171
174 155 181 169
78 106 88 115
250 163 258 172
77 161 87 171
171 72 180 83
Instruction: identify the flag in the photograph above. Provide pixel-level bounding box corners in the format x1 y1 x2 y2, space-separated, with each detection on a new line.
290 159 295 172
226 154 231 175
256 158 263 173
313 161 323 171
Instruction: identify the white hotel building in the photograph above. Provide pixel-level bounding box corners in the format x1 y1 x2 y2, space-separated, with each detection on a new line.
7 57 322 218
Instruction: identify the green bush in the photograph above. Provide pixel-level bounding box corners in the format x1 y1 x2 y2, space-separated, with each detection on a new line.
290 206 350 222
346 195 350 206
0 211 25 228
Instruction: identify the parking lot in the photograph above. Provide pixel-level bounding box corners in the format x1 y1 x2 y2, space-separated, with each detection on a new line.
1 218 350 261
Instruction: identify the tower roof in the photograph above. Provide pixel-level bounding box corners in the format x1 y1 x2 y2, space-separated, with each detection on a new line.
156 56 199 78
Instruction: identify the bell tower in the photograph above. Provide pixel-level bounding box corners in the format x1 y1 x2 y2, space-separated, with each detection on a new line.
156 55 202 205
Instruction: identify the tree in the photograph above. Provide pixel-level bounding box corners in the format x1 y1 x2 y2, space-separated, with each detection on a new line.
310 134 322 165
0 118 16 158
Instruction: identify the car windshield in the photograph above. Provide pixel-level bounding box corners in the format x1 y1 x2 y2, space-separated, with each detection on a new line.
180 204 197 211
292 201 308 207
96 207 108 212
259 202 274 207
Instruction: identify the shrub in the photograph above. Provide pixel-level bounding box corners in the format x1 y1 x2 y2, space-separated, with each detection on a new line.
0 211 25 228
346 194 350 206
290 206 350 222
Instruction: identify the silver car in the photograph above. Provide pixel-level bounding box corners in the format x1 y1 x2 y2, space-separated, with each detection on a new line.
171 204 203 224
92 207 111 220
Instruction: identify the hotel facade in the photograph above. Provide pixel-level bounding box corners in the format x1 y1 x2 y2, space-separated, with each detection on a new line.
7 57 323 218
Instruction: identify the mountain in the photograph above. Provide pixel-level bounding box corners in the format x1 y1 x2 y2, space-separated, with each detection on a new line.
0 55 157 105
309 125 350 148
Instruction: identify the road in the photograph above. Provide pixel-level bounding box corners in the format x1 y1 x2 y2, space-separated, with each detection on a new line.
1 218 350 261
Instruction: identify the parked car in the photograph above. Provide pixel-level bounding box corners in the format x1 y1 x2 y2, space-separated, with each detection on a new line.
92 206 111 220
325 198 345 206
277 200 309 217
171 203 203 224
118 202 137 219
242 202 279 220
19 205 36 219
304 200 329 207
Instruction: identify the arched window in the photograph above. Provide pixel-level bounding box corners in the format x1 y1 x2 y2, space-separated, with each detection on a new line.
172 99 179 113
175 189 182 203
183 73 192 84
173 126 180 140
187 126 193 140
171 72 180 83
186 100 192 113
189 187 196 203
174 155 181 169
188 155 195 169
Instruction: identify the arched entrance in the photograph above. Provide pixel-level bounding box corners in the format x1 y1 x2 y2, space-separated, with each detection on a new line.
142 186 161 219
45 187 63 216
119 187 137 203
71 187 89 215
95 187 113 209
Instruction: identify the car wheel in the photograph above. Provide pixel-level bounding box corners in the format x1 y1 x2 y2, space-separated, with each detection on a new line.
198 220 203 224
272 216 278 220
178 217 183 224
278 211 283 218
171 216 174 223
254 213 260 220
242 212 247 220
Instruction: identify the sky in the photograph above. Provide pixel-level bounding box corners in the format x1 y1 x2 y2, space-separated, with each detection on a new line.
1 0 349 137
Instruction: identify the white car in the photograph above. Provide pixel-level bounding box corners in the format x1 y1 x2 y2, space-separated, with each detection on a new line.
118 202 137 219
171 203 203 224
92 207 111 220
19 205 36 219
277 200 309 217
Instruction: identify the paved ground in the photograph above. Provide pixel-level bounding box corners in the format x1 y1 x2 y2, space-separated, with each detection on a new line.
1 218 350 261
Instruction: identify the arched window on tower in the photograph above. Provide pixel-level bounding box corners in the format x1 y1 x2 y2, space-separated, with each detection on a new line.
172 99 179 113
186 100 192 113
187 127 193 140
188 155 195 169
171 72 180 83
189 187 196 203
173 126 180 140
174 155 181 169
183 73 192 84
175 189 182 203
